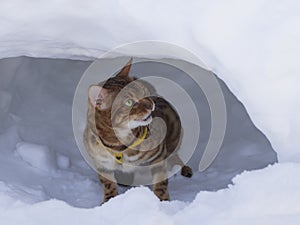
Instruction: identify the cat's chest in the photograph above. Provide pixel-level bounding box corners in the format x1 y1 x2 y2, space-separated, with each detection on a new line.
90 143 146 172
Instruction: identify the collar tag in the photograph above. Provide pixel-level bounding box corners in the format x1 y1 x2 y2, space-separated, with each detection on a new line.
114 152 123 164
95 126 147 164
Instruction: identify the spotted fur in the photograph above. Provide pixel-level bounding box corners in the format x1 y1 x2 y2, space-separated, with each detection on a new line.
84 59 193 203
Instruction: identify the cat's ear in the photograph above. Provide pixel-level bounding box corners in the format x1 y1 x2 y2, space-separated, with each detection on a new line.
115 58 133 77
88 85 110 110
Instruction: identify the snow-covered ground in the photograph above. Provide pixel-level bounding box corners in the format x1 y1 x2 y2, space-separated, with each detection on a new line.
0 57 277 206
1 163 300 225
0 0 300 224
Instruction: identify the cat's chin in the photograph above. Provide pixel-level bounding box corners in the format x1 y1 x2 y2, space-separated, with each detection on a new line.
129 116 152 129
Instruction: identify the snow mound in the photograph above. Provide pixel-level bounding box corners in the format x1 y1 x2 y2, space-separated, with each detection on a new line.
0 163 299 225
174 163 300 225
15 142 57 173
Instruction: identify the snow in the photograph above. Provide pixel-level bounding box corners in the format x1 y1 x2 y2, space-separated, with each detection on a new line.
1 0 299 163
0 0 299 224
0 56 279 217
56 154 70 170
15 142 57 173
0 56 277 204
0 163 299 225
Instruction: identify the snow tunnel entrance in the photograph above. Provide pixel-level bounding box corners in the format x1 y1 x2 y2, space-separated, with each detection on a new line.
0 56 277 207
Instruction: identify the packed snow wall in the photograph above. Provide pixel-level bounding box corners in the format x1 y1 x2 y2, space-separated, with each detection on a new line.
0 56 277 206
1 0 299 163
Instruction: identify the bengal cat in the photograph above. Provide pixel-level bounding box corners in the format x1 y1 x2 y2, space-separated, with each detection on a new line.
84 59 193 203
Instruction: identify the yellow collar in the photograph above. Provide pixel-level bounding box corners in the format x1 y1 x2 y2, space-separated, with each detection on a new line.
95 127 148 164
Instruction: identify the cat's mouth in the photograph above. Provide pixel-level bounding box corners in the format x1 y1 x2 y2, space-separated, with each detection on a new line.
134 114 152 124
141 114 152 122
129 113 153 129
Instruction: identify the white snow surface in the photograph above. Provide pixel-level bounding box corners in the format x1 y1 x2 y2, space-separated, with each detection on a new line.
15 142 57 173
1 0 300 162
1 163 299 225
0 0 300 224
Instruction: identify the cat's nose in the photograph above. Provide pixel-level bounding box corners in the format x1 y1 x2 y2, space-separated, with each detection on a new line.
139 98 154 111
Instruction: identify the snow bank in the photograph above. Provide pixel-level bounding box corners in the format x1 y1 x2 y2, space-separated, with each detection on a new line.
0 0 299 162
15 142 70 172
1 163 299 225
15 142 57 173
0 1 299 223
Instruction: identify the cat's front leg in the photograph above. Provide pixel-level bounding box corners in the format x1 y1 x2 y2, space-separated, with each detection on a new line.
98 171 118 203
152 166 170 201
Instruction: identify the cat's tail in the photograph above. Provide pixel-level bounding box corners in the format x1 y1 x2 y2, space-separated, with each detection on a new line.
181 165 193 178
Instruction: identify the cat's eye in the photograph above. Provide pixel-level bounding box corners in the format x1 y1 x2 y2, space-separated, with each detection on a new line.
125 99 134 107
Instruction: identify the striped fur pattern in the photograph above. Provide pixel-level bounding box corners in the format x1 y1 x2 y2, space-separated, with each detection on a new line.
84 59 193 203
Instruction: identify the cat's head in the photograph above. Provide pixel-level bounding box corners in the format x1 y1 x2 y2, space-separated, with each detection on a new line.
88 59 156 132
